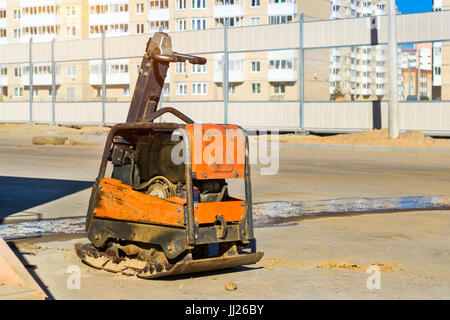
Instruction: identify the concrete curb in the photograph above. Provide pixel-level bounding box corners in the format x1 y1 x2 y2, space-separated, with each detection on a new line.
279 142 450 155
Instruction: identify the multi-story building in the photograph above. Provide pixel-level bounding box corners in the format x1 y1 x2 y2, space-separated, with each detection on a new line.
432 0 450 100
398 45 433 101
329 0 390 101
0 0 330 103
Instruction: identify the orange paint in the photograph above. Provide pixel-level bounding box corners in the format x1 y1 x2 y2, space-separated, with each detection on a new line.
185 124 245 180
94 178 245 226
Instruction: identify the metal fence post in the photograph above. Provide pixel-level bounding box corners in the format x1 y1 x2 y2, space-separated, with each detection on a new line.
223 22 229 124
29 37 33 124
51 38 56 125
101 32 106 126
299 14 305 131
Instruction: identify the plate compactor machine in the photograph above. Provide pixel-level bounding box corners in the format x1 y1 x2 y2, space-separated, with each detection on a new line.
75 32 263 279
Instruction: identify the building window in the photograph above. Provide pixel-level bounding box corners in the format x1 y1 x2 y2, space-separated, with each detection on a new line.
192 64 206 73
123 86 130 96
192 18 206 30
192 0 206 9
229 84 236 95
251 83 260 94
176 62 186 74
66 6 76 16
176 82 187 95
269 15 293 25
136 24 145 34
192 82 207 95
269 59 293 70
163 84 169 96
176 0 186 10
0 10 5 18
14 68 21 78
149 0 169 9
14 87 23 97
13 10 21 19
67 25 76 37
0 29 6 38
251 0 260 7
67 88 75 101
136 3 144 14
13 29 20 39
176 19 186 31
251 18 260 25
251 61 260 72
215 17 242 27
149 21 169 31
0 67 7 76
273 84 285 95
66 66 76 78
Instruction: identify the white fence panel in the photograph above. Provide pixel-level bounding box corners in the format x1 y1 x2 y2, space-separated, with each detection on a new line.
105 102 129 124
304 102 373 131
161 101 224 124
0 103 29 122
32 102 52 123
55 102 102 124
229 102 299 129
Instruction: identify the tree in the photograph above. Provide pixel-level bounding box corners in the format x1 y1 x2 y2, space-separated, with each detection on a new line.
330 83 343 100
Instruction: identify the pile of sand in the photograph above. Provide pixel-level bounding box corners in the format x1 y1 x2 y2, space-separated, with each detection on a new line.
277 129 450 148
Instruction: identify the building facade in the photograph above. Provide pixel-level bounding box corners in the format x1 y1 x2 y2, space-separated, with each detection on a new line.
0 0 330 103
329 0 389 101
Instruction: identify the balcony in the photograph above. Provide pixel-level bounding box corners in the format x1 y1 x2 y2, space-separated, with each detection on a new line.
89 72 130 85
376 88 386 95
376 78 386 84
213 3 243 18
361 65 372 72
89 12 129 26
329 74 341 82
330 61 341 70
361 88 372 95
268 1 296 16
20 13 59 27
0 75 7 86
148 8 169 21
0 17 6 29
89 60 130 85
213 54 244 83
21 73 61 86
268 68 297 82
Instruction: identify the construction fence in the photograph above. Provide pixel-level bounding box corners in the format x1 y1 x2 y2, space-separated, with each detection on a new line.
1 11 450 135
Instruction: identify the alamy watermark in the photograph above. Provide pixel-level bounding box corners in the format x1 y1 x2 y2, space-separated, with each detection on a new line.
170 126 280 176
66 265 81 290
366 265 381 290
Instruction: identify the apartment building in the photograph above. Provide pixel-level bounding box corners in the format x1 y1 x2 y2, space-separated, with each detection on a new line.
398 44 433 101
0 0 330 103
329 0 389 101
432 0 450 100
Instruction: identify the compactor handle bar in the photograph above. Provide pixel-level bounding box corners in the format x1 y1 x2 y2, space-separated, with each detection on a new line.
148 51 207 65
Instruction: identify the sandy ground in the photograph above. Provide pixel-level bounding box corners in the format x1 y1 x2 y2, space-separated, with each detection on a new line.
10 210 450 300
269 129 450 148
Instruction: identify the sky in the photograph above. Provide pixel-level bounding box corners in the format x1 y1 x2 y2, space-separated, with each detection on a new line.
396 0 432 14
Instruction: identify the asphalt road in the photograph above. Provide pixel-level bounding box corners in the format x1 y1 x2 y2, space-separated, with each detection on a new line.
0 140 449 222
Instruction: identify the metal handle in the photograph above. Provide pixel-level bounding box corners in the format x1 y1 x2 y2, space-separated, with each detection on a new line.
148 51 207 65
